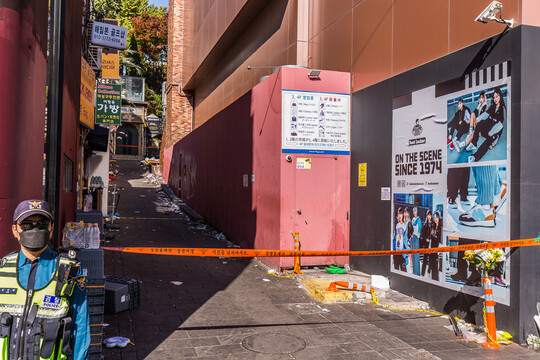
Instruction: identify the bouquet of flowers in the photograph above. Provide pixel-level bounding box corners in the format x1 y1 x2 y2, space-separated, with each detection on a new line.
463 248 506 274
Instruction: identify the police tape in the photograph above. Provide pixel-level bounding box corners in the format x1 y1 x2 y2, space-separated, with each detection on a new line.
102 237 540 257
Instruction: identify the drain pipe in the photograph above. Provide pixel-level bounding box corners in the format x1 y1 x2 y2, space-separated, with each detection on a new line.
44 0 66 247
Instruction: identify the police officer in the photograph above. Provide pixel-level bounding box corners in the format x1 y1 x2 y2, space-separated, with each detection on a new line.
0 200 90 359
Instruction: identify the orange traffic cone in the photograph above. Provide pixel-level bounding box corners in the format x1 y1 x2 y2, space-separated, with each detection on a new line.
326 281 374 293
482 276 501 349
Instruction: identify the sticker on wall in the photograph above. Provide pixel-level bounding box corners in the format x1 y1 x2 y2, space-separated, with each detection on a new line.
282 89 350 155
296 158 312 170
358 163 367 186
242 175 248 187
381 187 391 201
390 61 512 305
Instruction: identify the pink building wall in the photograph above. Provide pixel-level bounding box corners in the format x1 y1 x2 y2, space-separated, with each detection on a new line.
166 67 350 269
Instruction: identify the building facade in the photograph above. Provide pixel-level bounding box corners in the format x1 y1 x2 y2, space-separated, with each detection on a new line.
164 0 540 342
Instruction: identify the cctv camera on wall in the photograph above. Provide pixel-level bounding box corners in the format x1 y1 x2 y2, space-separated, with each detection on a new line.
475 1 514 27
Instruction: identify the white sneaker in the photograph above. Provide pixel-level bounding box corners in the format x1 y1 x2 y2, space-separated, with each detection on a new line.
489 135 500 149
494 182 508 213
468 156 475 163
466 143 477 152
459 204 495 227
453 139 463 153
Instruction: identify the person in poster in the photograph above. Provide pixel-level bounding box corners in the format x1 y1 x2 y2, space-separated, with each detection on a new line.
411 207 422 276
428 211 442 281
393 207 409 271
454 87 507 163
420 210 432 277
447 168 470 208
458 165 507 227
447 98 472 149
403 208 414 272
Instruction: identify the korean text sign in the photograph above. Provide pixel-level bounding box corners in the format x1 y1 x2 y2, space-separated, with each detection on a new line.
91 21 127 50
95 83 121 125
80 57 95 129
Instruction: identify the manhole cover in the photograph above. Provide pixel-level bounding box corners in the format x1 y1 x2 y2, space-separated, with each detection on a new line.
241 333 306 354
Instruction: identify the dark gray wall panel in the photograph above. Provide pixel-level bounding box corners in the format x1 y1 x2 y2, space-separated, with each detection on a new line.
350 25 540 343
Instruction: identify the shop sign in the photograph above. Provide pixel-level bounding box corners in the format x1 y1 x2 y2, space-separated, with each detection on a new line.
95 82 121 125
91 21 127 50
101 50 119 79
121 106 144 123
80 57 95 129
282 89 350 155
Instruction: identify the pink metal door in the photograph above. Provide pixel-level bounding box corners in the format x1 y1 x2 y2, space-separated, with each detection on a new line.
293 155 340 265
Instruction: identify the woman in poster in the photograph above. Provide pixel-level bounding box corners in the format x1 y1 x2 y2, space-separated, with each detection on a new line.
428 211 442 281
455 87 507 162
410 207 422 276
393 207 409 271
403 208 414 273
420 210 432 277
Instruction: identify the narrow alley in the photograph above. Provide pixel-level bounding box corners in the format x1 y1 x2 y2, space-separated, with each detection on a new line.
101 160 539 360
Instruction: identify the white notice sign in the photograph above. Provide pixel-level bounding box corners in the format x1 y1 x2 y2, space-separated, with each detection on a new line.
282 90 350 155
91 22 128 50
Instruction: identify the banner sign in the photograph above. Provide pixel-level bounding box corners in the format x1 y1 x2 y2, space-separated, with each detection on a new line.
95 83 122 125
282 90 350 155
101 51 120 79
91 21 127 50
391 61 511 304
80 57 95 129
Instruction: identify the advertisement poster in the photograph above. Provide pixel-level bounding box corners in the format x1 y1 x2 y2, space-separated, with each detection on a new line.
282 90 350 155
391 62 511 304
95 83 122 125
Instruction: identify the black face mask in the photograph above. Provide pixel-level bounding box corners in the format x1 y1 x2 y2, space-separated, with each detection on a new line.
19 229 50 252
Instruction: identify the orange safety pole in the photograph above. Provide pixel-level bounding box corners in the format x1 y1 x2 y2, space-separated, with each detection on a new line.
326 281 374 293
292 232 303 274
482 276 501 349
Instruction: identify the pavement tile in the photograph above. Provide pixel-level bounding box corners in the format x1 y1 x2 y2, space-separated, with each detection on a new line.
194 343 249 357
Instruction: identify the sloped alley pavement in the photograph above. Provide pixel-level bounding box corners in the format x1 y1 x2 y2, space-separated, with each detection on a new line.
101 160 540 360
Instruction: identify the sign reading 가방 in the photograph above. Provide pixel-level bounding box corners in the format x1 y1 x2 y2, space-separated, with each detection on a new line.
95 83 121 125
91 21 127 50
282 90 350 155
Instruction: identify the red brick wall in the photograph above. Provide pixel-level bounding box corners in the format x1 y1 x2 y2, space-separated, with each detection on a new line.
162 0 193 158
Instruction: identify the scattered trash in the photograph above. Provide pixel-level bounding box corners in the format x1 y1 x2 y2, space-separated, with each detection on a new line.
527 334 540 349
262 279 270 282
325 265 347 274
103 337 131 348
103 323 109 327
255 277 261 279
371 275 390 290
267 269 276 274
170 281 183 286
316 305 330 312
222 261 228 264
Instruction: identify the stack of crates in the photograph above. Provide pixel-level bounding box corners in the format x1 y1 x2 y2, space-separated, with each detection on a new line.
105 276 141 313
76 249 105 360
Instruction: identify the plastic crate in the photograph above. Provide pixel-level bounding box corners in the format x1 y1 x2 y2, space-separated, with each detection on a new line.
105 276 140 310
87 285 105 297
88 353 103 360
90 323 103 335
88 296 105 306
76 249 104 279
89 343 102 354
88 305 104 315
91 333 103 344
90 314 104 325
87 277 105 286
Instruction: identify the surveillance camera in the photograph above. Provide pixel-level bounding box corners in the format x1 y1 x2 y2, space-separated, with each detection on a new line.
247 66 252 70
475 1 513 27
285 155 292 162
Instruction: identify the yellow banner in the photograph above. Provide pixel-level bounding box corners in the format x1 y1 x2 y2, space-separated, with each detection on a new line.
80 57 95 129
101 51 119 79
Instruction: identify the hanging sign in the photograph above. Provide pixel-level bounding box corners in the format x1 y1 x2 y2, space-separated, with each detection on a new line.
91 21 127 50
80 57 95 129
95 82 122 125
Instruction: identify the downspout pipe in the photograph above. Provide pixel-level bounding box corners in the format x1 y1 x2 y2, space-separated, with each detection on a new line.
44 0 66 247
